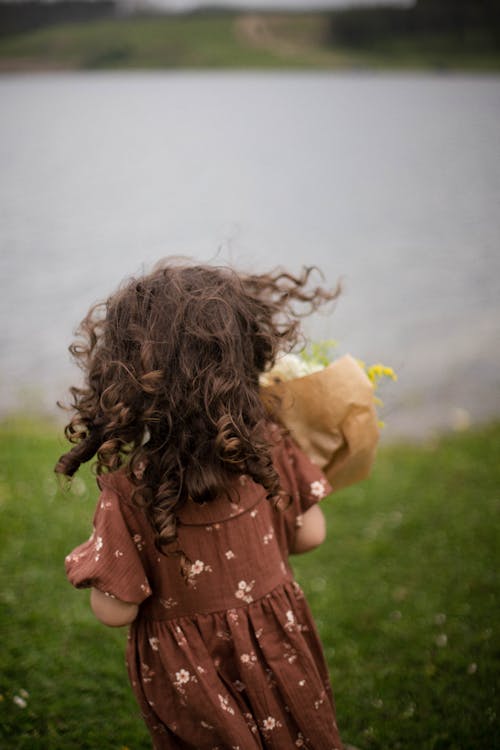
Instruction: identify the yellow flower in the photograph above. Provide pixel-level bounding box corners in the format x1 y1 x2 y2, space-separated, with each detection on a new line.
365 363 398 385
303 342 397 427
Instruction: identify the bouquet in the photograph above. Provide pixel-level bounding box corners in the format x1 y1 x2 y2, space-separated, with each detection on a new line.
260 343 396 492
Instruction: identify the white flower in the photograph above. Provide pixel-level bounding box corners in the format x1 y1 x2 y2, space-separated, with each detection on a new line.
159 597 178 609
234 580 255 603
314 690 326 710
95 535 103 551
218 693 235 714
262 716 276 730
225 550 235 560
259 353 323 386
190 560 205 575
283 642 297 663
186 559 212 584
175 669 190 684
285 610 296 631
240 651 257 667
141 662 155 682
310 480 327 499
174 625 187 646
263 528 274 545
149 637 160 651
133 533 144 550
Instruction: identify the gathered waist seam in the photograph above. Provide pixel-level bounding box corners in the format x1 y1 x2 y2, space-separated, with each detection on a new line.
139 575 297 623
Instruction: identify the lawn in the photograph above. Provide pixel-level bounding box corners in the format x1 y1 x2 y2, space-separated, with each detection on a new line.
0 418 498 749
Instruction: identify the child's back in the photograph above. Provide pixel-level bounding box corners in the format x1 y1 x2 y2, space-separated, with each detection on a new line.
59 261 344 749
66 428 343 749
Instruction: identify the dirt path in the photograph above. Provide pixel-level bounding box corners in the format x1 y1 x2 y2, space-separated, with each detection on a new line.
234 14 330 63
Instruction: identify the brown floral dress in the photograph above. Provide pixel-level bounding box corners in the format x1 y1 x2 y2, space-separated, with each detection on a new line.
66 430 344 750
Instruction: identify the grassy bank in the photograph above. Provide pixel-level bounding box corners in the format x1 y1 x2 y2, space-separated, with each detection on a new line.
0 419 498 748
1 13 499 72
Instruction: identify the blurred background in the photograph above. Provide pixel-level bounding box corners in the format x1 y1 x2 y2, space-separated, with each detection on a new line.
1 5 500 749
0 0 499 440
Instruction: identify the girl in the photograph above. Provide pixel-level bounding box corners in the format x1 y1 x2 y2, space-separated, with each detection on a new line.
58 261 344 750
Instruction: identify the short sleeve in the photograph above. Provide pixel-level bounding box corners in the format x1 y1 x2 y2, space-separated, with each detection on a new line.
65 484 152 605
272 431 333 554
284 433 333 512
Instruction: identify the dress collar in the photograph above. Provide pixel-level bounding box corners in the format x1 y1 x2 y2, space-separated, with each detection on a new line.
177 475 266 527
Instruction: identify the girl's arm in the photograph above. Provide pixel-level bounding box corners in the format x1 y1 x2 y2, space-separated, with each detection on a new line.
291 503 326 554
90 587 139 627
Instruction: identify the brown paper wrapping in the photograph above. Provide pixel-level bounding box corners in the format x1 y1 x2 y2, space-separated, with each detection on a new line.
261 354 380 492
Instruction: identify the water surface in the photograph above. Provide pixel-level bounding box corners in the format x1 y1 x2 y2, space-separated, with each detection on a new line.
1 71 499 439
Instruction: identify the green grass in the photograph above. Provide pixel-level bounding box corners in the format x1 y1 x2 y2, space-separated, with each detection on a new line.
0 14 298 71
0 418 498 748
1 13 499 72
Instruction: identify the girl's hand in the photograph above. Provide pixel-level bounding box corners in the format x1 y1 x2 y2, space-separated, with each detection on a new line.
291 504 326 554
90 587 139 627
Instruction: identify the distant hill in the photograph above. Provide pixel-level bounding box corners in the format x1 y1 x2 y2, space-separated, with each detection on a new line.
327 0 500 48
0 1 499 71
0 0 117 38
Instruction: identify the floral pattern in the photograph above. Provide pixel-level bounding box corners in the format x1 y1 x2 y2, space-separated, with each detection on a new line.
94 535 103 561
309 479 329 500
187 559 213 588
159 597 178 610
261 716 281 731
174 626 187 647
234 580 255 604
170 668 198 705
218 693 235 715
240 651 257 668
262 527 274 545
141 662 155 683
65 431 342 750
133 533 145 551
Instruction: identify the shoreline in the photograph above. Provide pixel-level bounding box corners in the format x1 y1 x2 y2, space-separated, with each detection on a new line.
2 398 499 447
1 13 499 74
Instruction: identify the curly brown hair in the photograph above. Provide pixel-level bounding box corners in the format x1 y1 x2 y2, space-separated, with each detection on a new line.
55 260 339 561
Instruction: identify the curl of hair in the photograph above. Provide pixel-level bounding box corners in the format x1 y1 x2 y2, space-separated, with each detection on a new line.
56 261 340 573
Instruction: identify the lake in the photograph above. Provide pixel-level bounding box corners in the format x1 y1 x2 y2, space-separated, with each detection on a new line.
1 71 499 440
